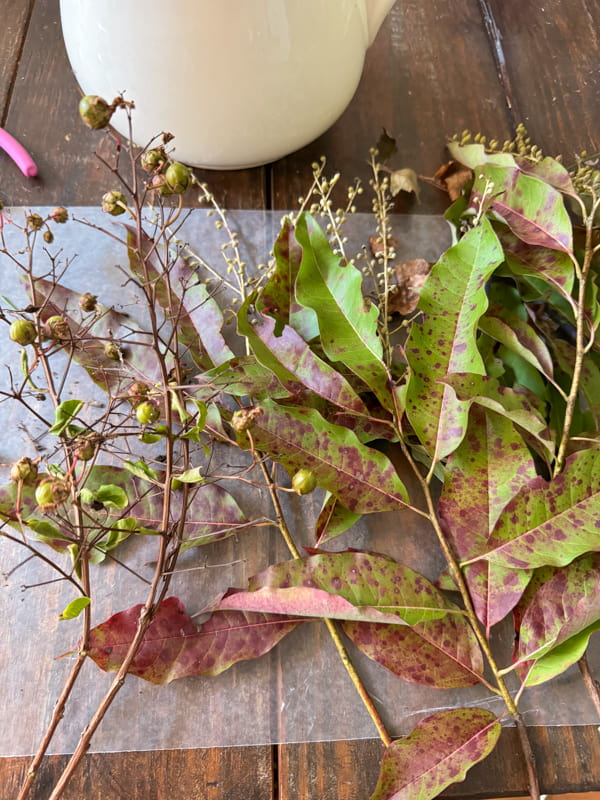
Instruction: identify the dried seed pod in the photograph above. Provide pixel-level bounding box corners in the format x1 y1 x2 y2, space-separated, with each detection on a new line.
79 95 113 129
10 457 38 486
78 293 98 312
101 190 127 216
45 315 71 341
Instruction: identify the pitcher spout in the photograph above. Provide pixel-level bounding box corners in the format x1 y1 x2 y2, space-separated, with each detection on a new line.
365 0 396 46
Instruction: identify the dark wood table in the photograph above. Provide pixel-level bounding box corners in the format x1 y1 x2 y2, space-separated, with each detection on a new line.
1 1 599 798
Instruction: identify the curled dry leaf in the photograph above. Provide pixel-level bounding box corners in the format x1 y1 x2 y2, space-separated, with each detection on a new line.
433 160 474 201
388 258 431 315
389 167 420 200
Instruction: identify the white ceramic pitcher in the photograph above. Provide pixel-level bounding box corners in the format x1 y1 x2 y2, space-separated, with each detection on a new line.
59 0 396 169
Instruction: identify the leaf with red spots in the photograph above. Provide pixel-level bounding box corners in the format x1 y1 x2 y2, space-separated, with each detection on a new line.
438 406 537 631
294 213 392 409
238 398 410 514
238 303 370 415
440 372 554 458
218 552 454 626
498 228 575 294
403 218 504 461
342 611 484 688
194 356 293 402
369 708 501 800
513 553 600 686
88 596 301 684
476 449 600 571
470 165 573 253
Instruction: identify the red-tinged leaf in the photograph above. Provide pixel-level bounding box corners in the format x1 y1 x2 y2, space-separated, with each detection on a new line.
219 552 453 626
514 553 600 685
514 155 577 196
548 337 600 429
315 494 361 545
87 596 301 683
342 612 484 688
438 407 537 631
177 483 252 550
194 356 293 401
239 398 410 514
403 218 504 461
238 306 370 414
498 228 575 294
369 708 501 800
470 165 573 253
175 278 235 368
441 373 554 457
479 301 554 381
294 213 392 409
256 218 305 332
478 449 600 570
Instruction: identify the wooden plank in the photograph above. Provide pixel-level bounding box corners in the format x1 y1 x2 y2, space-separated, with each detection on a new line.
0 0 266 208
279 727 600 799
487 0 600 159
0 0 32 115
0 747 275 800
269 0 514 213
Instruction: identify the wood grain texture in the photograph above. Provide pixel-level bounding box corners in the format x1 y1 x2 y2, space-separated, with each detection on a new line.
0 747 275 800
0 0 266 209
0 0 32 116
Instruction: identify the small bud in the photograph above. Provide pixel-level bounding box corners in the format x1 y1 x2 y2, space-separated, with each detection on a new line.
79 95 113 129
291 468 317 495
103 342 122 361
10 457 38 486
26 213 44 231
50 206 69 223
101 190 127 216
135 400 160 425
35 478 70 511
140 148 166 172
45 315 70 341
165 162 191 194
9 319 37 346
78 293 98 312
43 229 54 244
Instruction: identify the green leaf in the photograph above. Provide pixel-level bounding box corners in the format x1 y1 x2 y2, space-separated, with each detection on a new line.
294 213 392 408
58 596 90 620
194 356 293 402
123 459 161 483
477 449 600 570
238 398 409 514
369 708 501 800
315 494 361 545
48 399 84 435
219 552 454 626
175 467 204 484
514 553 600 685
404 218 504 461
94 484 128 509
471 164 573 253
447 142 517 170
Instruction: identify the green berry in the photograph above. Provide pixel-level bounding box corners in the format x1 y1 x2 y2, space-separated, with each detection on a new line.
35 478 70 510
292 468 317 495
9 319 37 346
102 191 127 216
79 95 113 129
135 400 160 425
165 162 191 193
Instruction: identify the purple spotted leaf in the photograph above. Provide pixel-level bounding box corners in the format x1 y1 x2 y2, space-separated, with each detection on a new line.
547 337 600 429
342 612 484 688
514 553 600 686
441 372 554 458
470 165 573 253
315 494 362 545
438 406 537 631
369 708 501 800
87 596 301 683
404 218 504 461
30 276 136 391
498 228 575 294
238 398 410 514
479 301 555 381
294 213 392 409
218 551 454 626
194 356 293 402
514 155 577 196
126 226 233 369
177 483 254 550
238 305 370 414
477 449 600 571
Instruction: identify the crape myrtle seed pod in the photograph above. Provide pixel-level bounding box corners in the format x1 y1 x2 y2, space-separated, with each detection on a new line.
136 400 160 425
104 342 121 361
292 468 317 495
35 478 70 510
150 174 173 196
9 319 37 346
10 457 38 485
102 191 127 216
128 381 150 405
45 315 70 341
50 207 69 223
79 95 113 129
26 213 44 231
140 149 166 172
165 162 191 194
79 293 97 312
43 230 54 244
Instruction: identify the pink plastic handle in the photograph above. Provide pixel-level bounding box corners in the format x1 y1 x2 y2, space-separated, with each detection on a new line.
0 127 38 177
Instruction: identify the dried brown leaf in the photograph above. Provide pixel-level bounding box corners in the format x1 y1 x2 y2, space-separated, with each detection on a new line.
388 258 431 315
433 160 474 201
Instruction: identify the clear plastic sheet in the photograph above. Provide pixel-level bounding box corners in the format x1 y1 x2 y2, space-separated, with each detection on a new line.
0 208 597 757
